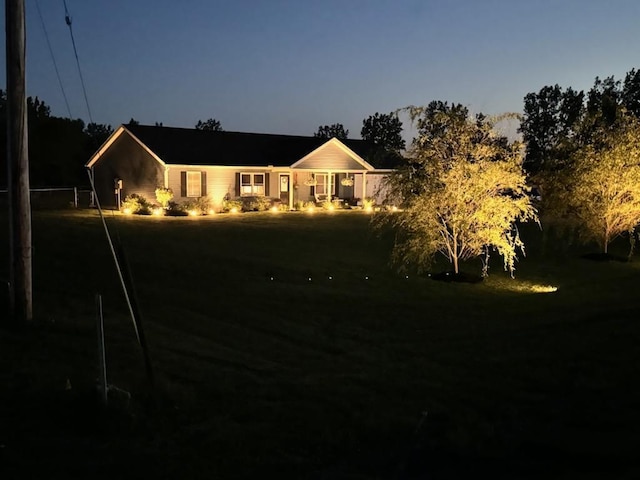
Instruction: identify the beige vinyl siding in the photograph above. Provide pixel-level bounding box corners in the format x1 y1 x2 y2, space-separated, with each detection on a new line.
353 173 390 203
294 142 367 170
168 167 237 211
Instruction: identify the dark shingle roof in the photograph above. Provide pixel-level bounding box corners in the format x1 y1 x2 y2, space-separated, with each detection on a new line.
125 125 378 167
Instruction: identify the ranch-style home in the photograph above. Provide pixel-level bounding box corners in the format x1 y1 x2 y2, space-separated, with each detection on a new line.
86 124 395 211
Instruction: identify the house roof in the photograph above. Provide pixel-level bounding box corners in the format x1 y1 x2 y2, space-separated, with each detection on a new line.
122 124 381 168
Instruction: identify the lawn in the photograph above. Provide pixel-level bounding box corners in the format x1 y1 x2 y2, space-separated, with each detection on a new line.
1 209 640 479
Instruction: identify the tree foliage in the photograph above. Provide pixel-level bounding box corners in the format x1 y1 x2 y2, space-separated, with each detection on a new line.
520 67 640 175
378 103 537 276
314 123 348 140
553 113 640 253
195 118 223 131
361 112 405 152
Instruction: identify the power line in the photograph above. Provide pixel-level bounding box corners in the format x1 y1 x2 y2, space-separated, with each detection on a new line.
35 0 72 118
62 0 93 124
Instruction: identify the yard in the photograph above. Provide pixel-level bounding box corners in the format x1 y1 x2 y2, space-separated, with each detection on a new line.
1 209 639 479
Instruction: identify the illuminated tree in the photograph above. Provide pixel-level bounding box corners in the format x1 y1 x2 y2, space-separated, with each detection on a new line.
378 104 537 276
557 114 640 254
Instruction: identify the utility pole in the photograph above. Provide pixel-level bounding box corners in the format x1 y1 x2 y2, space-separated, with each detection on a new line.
6 0 33 322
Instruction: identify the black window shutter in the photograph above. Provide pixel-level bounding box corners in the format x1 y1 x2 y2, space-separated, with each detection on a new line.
180 171 187 197
201 171 207 196
235 172 241 197
310 185 315 197
264 172 270 196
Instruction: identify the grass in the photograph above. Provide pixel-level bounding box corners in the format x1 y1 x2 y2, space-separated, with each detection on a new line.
1 209 640 479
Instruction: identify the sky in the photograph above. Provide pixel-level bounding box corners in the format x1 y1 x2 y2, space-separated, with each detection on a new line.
1 0 639 140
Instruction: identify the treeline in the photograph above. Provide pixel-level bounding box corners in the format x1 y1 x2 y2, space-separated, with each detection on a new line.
0 91 113 187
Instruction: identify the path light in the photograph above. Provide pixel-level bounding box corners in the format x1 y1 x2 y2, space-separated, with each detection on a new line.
270 206 279 213
208 209 215 215
230 207 239 214
152 207 163 216
307 206 315 213
391 206 398 212
123 208 132 215
365 206 373 213
189 210 198 216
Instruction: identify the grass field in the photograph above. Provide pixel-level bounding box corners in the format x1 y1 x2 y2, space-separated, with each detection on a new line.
1 209 640 479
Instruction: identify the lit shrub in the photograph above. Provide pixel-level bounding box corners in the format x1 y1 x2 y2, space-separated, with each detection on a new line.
165 200 187 216
222 198 243 213
121 194 151 215
241 196 272 212
183 197 212 215
155 187 174 209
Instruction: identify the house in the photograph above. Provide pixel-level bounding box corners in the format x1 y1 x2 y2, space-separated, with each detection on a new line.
86 124 395 211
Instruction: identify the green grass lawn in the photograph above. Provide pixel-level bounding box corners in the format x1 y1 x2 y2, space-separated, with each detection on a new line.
1 209 640 479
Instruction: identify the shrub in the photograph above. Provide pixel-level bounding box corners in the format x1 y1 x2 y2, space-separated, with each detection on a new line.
155 187 174 209
241 196 272 212
362 197 375 211
121 194 152 215
222 198 243 213
183 197 212 215
165 200 188 216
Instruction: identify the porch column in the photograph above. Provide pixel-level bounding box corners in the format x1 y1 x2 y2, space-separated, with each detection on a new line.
362 172 367 201
164 166 170 188
289 171 294 210
327 170 332 201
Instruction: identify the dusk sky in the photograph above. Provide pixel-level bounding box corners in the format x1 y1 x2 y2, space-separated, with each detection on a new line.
2 0 639 140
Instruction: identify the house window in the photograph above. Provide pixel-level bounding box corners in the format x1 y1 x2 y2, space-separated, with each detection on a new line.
241 173 265 196
187 171 202 197
315 174 336 197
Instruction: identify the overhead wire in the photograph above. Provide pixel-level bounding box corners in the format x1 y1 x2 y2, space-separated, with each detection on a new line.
35 0 72 118
62 0 94 124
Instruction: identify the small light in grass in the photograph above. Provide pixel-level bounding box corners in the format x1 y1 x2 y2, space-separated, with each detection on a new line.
152 208 163 216
328 276 333 280
328 204 335 211
270 206 278 213
270 276 274 281
391 205 398 212
405 275 409 279
364 275 369 280
208 209 215 215
230 207 239 214
365 206 373 213
123 208 132 215
308 277 312 282
307 206 315 213
189 210 198 216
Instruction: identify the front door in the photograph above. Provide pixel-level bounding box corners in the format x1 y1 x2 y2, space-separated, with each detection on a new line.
279 174 290 203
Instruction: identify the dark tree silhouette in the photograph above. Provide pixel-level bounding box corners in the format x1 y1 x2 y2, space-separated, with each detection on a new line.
361 112 405 152
195 118 223 131
314 123 348 139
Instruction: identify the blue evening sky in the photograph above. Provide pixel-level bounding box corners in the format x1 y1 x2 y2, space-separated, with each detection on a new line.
2 0 639 140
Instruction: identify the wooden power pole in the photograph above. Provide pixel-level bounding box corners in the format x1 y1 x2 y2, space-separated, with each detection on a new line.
5 0 33 322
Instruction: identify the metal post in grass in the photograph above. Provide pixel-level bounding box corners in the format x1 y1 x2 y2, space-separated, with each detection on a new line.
86 169 155 391
73 187 78 208
96 294 108 406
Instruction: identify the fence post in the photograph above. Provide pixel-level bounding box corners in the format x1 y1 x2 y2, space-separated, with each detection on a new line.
74 186 78 208
95 294 108 406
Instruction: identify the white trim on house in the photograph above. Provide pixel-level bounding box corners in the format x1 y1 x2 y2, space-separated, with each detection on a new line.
85 126 167 168
240 172 266 196
290 137 375 170
186 171 202 197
